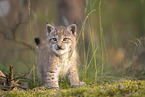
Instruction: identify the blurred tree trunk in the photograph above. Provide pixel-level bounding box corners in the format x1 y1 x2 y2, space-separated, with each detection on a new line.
0 0 38 66
56 0 85 31
0 0 38 28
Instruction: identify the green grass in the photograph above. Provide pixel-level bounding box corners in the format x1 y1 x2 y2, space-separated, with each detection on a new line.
78 0 107 86
1 80 145 97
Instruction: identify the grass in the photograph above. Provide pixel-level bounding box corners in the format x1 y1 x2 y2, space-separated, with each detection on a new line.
1 80 145 97
78 0 145 86
78 0 107 86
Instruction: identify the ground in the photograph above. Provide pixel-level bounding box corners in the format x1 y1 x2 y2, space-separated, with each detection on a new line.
1 80 145 97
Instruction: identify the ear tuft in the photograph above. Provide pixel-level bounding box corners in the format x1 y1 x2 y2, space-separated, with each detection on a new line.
67 24 77 36
34 37 40 46
46 24 55 36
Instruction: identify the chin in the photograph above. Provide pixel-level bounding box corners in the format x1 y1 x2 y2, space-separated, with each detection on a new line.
53 49 67 56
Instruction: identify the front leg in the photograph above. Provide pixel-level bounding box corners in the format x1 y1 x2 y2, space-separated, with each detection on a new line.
45 71 59 89
69 64 80 87
69 64 86 88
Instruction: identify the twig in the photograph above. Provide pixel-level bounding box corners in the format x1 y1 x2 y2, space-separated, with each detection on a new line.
0 0 33 50
8 38 34 50
126 37 145 69
0 67 33 91
9 65 14 86
14 68 33 80
0 30 33 50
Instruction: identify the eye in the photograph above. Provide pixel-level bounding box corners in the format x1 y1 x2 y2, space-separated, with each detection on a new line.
63 38 68 41
52 38 57 42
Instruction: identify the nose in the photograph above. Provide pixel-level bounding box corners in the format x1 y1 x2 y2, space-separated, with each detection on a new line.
57 45 62 49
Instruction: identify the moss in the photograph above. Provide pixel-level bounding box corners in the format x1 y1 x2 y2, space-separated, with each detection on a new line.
1 80 145 97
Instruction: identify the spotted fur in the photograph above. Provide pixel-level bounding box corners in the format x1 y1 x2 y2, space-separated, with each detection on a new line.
35 24 86 89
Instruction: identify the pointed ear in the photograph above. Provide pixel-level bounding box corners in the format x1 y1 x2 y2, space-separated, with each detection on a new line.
46 24 55 36
34 37 40 46
67 24 77 36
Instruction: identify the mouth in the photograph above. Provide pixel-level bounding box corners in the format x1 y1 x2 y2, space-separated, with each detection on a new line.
52 45 68 56
53 49 67 56
56 48 65 50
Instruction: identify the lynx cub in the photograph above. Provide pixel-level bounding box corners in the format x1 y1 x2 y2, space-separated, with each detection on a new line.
35 24 85 89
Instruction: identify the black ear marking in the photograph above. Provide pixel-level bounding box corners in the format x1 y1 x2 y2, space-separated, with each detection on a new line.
71 26 75 35
67 24 77 36
34 37 40 45
46 24 55 36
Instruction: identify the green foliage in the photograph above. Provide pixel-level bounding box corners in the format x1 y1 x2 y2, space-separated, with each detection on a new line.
77 0 145 86
1 80 145 97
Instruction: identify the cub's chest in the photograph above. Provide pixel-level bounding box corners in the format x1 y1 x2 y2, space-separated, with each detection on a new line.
55 58 72 75
56 58 72 68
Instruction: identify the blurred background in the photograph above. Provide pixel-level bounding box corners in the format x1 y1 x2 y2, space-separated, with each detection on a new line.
0 0 145 84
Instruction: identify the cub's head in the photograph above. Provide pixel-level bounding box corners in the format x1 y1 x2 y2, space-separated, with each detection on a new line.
35 24 77 56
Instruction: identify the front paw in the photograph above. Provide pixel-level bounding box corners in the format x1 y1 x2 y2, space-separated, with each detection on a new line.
71 82 86 88
44 84 59 90
79 82 86 87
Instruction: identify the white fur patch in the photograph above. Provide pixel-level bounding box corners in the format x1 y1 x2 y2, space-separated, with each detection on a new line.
51 44 68 55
